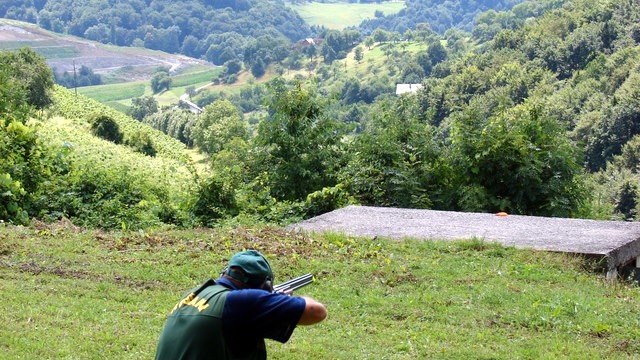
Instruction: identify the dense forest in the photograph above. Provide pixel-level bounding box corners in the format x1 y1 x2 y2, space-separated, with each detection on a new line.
0 0 310 72
1 0 545 72
3 0 640 230
359 0 529 35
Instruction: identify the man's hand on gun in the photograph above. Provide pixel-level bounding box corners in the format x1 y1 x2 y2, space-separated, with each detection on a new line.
273 273 314 295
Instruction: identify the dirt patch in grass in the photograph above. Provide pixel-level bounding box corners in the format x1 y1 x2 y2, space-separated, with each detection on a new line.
0 258 166 290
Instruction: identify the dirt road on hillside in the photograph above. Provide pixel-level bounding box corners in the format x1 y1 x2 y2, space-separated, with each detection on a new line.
0 20 210 80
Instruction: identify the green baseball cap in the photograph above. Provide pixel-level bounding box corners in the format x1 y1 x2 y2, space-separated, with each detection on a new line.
228 250 273 279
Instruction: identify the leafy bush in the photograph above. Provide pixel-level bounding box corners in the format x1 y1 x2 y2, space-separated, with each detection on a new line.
0 47 54 109
126 131 157 157
0 173 28 224
0 61 56 224
90 114 123 144
303 184 356 218
36 110 196 230
191 175 238 226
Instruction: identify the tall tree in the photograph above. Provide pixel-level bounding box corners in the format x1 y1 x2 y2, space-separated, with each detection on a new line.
450 101 585 216
340 97 446 208
251 80 346 201
128 96 159 121
0 47 54 110
192 99 248 154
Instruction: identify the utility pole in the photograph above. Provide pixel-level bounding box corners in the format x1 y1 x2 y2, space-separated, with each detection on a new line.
73 60 78 96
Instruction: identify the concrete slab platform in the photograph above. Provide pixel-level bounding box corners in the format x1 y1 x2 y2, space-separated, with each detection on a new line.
290 205 640 276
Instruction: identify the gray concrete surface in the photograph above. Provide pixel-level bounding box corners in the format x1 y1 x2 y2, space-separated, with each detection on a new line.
290 205 640 276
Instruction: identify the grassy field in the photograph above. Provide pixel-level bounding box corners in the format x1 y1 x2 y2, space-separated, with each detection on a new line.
288 1 406 29
1 222 639 359
77 67 222 109
78 82 148 103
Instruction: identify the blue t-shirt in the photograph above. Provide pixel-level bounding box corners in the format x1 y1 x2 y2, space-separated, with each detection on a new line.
217 278 307 357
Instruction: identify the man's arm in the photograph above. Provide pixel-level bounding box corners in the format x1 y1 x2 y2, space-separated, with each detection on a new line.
297 296 327 325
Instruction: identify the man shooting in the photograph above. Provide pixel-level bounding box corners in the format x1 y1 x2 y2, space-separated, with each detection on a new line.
154 250 327 359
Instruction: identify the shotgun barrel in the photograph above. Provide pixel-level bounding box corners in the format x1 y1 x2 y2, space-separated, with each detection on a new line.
273 273 314 293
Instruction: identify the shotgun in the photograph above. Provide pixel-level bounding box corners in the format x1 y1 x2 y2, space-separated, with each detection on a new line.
273 273 314 294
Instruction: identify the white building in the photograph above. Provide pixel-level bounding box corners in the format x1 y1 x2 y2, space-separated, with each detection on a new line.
395 83 423 95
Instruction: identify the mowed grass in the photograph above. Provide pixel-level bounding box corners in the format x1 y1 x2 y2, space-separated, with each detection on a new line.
338 40 429 83
78 82 147 103
78 67 222 109
288 1 406 29
171 67 222 88
1 223 640 359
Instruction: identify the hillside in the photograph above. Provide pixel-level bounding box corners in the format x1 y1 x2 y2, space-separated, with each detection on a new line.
34 85 200 229
3 0 640 230
0 0 309 64
0 18 215 84
287 1 406 30
358 0 530 34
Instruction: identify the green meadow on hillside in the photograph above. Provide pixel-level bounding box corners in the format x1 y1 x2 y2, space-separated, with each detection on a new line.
1 224 639 359
51 85 191 161
25 86 203 229
288 1 406 30
77 67 222 110
345 40 430 80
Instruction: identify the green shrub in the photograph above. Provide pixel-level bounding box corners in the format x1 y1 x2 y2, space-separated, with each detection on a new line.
0 173 28 224
191 175 238 226
126 131 157 157
0 71 57 224
90 114 123 144
303 184 355 218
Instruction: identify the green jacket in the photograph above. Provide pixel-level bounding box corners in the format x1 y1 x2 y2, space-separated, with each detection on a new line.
154 280 266 360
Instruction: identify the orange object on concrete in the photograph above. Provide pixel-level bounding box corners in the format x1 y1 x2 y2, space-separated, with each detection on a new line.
496 212 508 217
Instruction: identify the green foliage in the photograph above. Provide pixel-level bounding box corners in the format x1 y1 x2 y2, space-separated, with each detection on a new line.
90 114 123 144
191 175 238 226
193 99 248 154
320 29 362 64
12 0 309 60
125 130 157 157
34 85 198 229
0 172 28 224
142 107 196 147
359 0 529 35
51 86 188 160
450 102 585 216
54 65 102 89
36 119 196 229
128 96 158 121
151 68 172 94
614 180 638 220
303 183 356 218
7 0 640 224
250 58 266 78
0 47 54 109
252 80 346 202
585 69 640 171
0 59 55 224
354 46 363 63
341 97 444 209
